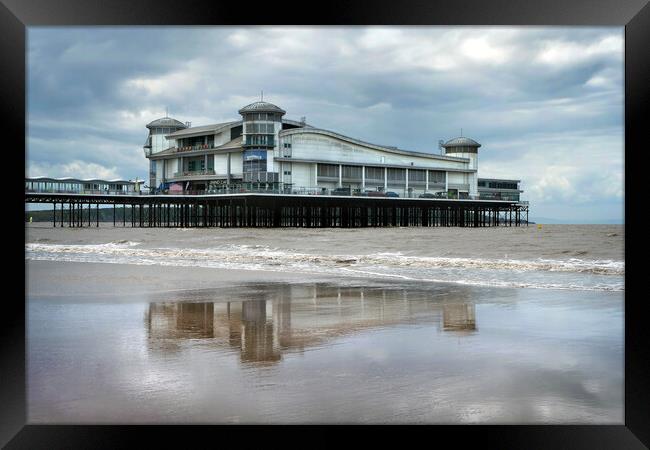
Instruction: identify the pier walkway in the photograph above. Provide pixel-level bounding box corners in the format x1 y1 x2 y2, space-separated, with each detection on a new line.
25 192 529 228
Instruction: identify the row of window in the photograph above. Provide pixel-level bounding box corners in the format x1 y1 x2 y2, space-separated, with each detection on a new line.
25 182 131 191
317 164 446 182
243 113 280 122
479 192 520 201
244 123 275 134
478 181 519 190
244 135 275 146
149 127 184 135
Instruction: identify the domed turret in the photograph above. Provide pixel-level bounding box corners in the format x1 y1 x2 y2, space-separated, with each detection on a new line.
146 117 188 129
442 135 481 198
238 101 286 115
441 136 481 153
239 99 285 148
143 115 187 157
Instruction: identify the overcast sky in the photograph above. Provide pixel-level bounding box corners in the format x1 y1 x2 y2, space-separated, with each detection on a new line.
26 26 624 223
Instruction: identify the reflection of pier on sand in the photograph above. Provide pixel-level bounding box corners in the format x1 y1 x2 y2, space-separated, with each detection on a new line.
145 283 478 365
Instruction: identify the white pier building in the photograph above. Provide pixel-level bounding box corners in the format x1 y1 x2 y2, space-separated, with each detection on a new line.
143 99 522 201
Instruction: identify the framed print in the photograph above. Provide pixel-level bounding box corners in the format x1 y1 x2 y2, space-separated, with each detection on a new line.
3 0 649 447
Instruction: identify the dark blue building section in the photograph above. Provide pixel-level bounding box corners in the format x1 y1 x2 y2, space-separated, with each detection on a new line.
243 149 267 173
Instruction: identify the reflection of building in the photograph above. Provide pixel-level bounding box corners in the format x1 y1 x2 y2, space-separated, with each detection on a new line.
147 302 214 339
145 283 479 364
442 303 477 332
143 98 524 200
240 301 280 363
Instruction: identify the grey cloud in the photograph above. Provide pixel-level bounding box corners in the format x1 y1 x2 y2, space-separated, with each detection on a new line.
27 26 624 222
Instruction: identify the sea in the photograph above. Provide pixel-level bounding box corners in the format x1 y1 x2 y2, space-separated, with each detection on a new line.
25 224 624 424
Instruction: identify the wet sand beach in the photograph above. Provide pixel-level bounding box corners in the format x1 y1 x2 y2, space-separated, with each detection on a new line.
25 224 624 424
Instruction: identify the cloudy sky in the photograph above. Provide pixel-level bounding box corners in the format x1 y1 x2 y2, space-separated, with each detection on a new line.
27 26 624 223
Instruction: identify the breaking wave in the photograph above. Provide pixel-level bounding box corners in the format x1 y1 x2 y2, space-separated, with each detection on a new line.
25 242 624 292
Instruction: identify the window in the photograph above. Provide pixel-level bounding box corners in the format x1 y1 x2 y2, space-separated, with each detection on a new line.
246 123 275 134
342 165 362 179
284 170 292 175
387 168 405 182
487 181 518 190
317 164 338 178
245 135 274 146
429 170 445 183
365 167 384 180
408 169 425 182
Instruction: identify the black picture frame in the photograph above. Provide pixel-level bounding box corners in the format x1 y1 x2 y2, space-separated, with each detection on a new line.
3 0 648 447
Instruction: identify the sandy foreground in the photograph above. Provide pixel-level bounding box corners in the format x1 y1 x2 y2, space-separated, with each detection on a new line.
26 259 327 300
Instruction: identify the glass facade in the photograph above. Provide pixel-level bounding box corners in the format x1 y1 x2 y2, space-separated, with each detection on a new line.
243 150 268 173
317 164 338 178
244 135 275 146
387 168 406 182
365 167 384 180
429 170 445 183
242 111 278 148
408 169 425 182
244 113 279 122
342 165 362 179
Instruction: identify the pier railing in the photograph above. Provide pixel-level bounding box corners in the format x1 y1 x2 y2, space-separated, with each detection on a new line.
25 186 527 204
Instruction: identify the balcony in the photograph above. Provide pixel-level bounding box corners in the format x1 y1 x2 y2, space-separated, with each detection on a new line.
176 143 217 153
172 170 217 178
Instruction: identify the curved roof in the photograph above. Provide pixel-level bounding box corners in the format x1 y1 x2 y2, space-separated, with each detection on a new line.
443 137 481 148
238 101 286 115
279 128 470 162
146 117 187 129
166 120 241 138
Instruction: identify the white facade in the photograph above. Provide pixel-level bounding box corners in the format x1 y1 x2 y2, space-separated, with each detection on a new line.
142 100 520 200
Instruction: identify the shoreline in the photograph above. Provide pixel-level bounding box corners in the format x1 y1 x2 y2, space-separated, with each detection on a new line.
25 223 624 262
26 259 623 305
25 223 625 294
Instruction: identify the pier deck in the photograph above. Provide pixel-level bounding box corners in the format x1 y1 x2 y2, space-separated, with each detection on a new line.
25 192 529 228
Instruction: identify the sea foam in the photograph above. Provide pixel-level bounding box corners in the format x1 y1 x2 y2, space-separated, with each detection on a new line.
25 242 624 292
